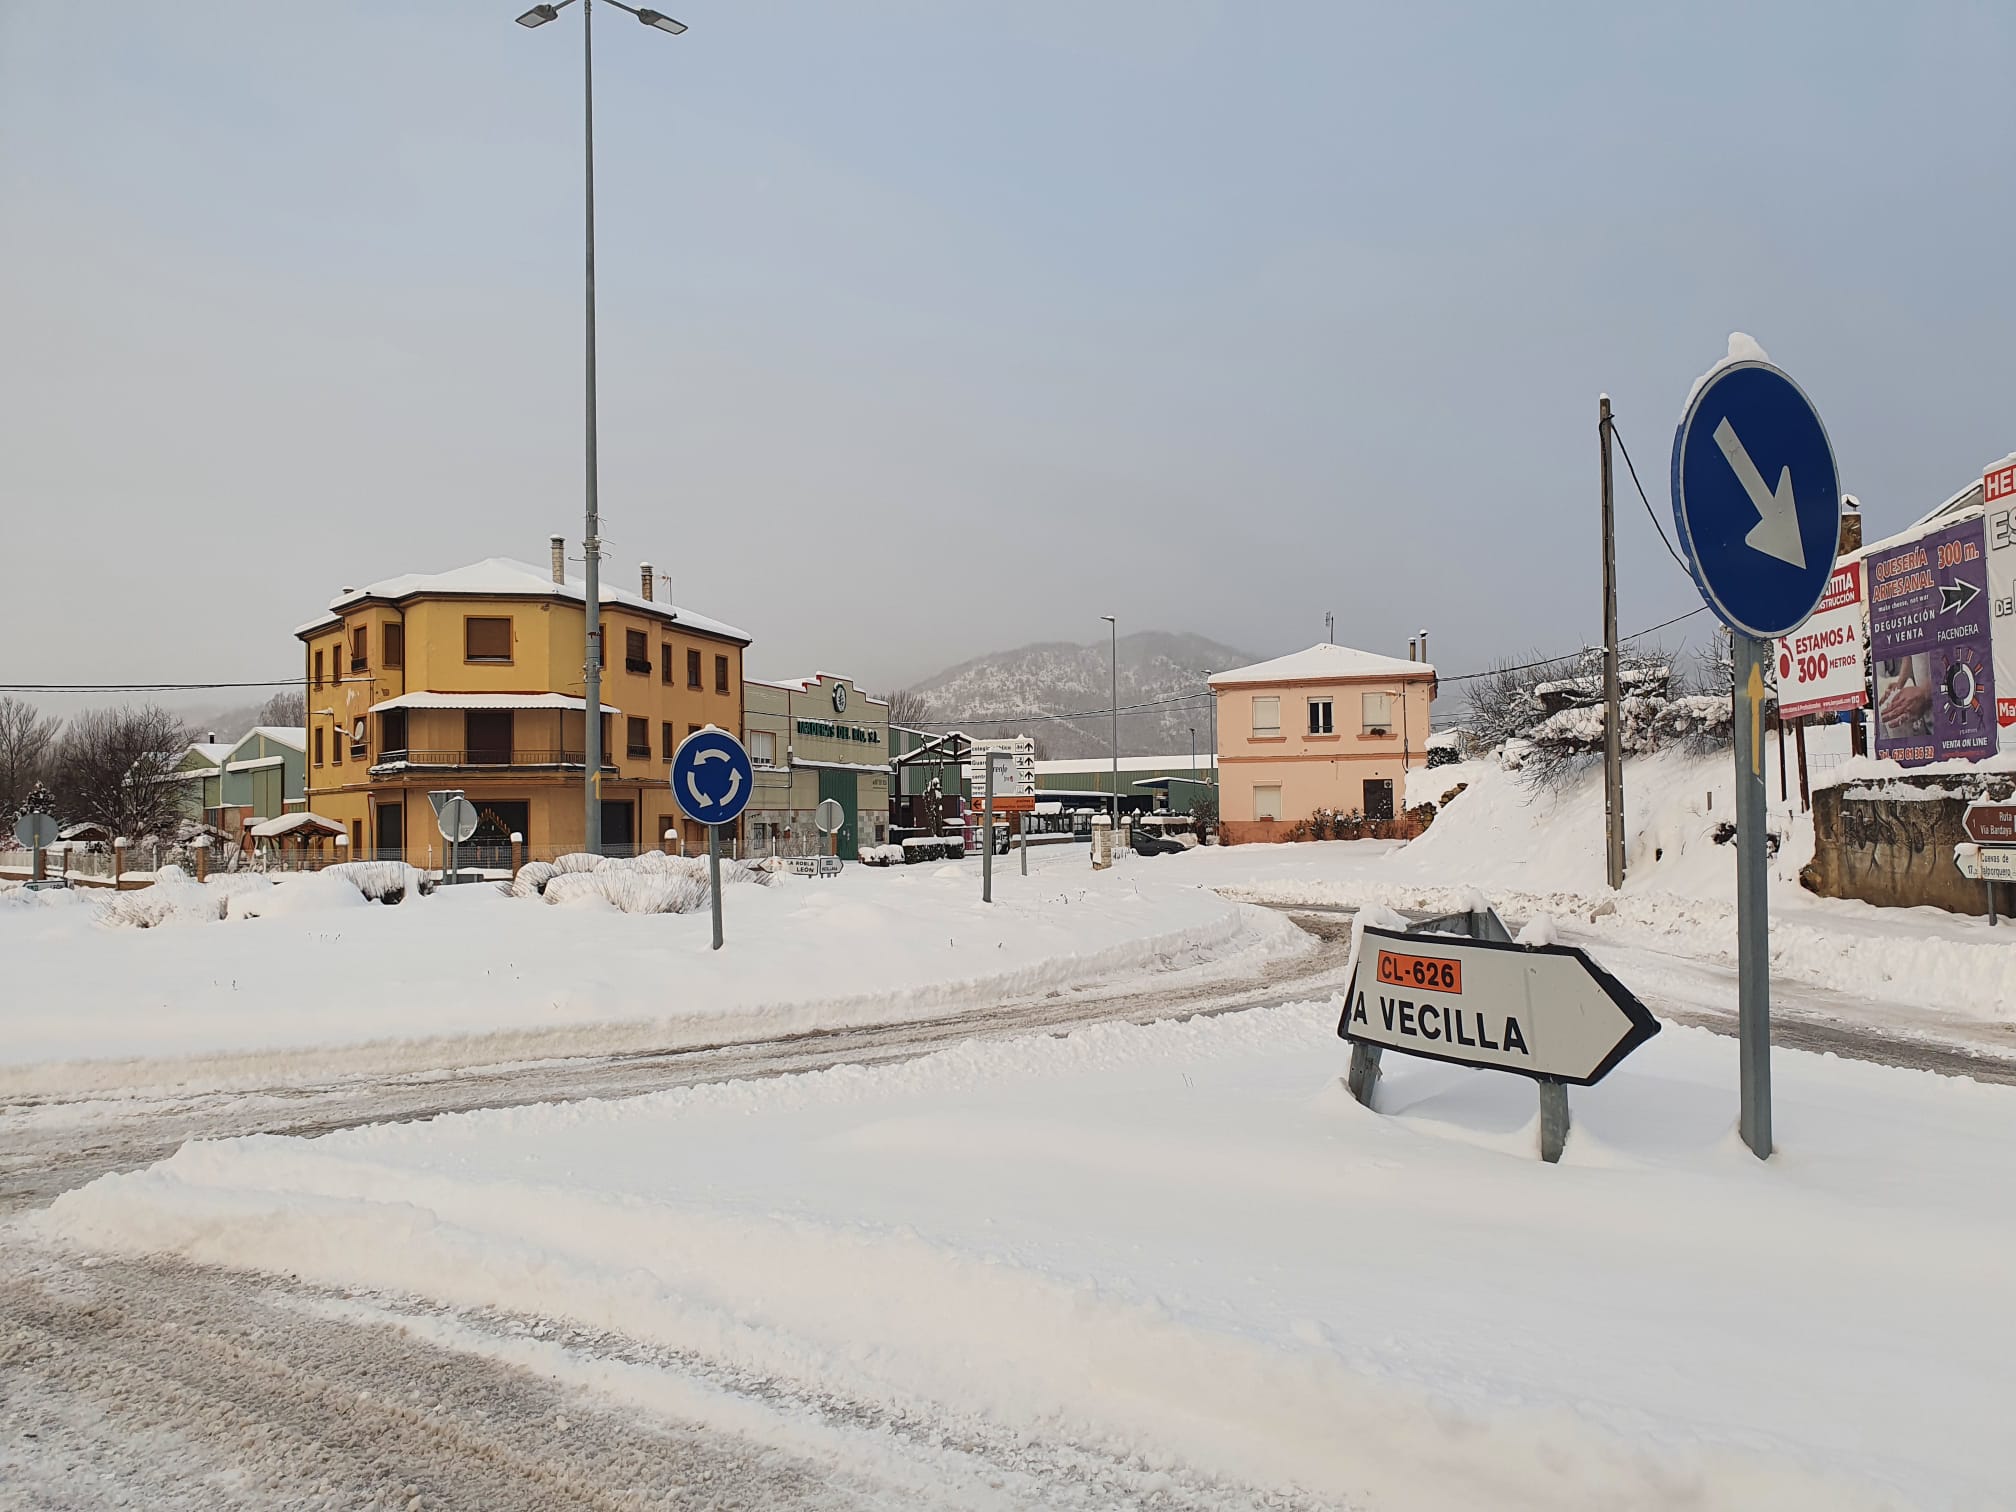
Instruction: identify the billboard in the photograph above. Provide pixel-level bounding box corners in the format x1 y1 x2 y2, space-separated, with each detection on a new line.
1774 560 1867 719
1867 517 1996 765
1986 456 2016 746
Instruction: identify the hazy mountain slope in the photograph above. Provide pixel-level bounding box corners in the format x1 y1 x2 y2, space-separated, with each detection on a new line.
906 631 1253 760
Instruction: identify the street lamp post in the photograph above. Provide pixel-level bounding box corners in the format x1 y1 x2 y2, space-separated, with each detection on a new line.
515 0 685 855
1100 615 1118 824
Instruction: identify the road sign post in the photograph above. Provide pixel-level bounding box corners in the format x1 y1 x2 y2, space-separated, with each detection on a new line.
1338 905 1659 1163
14 811 58 887
435 795 478 884
672 727 754 951
814 798 844 861
1732 633 1773 1154
1672 348 1841 1160
981 754 995 904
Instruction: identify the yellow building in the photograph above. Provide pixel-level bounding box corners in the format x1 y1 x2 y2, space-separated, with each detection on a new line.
295 553 749 863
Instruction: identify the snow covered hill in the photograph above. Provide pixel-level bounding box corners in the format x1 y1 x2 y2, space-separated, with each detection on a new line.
907 630 1252 758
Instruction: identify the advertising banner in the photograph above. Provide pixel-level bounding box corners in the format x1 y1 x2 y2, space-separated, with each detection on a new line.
1774 560 1867 719
1867 517 1996 765
1986 456 2016 748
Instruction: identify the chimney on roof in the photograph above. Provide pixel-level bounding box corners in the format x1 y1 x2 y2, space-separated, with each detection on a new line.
1838 496 1863 555
206 731 217 744
640 562 655 601
1419 628 1428 663
1408 639 1417 661
550 536 566 584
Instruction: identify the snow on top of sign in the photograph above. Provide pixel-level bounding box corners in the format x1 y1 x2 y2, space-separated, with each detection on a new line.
1683 331 1772 410
1208 643 1433 687
295 558 749 642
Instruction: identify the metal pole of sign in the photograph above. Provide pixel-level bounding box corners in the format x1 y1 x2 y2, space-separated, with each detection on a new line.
1733 632 1773 1158
708 822 724 949
1598 394 1625 890
450 835 458 885
981 757 995 904
1020 811 1028 876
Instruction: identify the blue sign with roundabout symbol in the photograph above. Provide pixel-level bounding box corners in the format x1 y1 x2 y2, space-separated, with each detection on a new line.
671 726 753 827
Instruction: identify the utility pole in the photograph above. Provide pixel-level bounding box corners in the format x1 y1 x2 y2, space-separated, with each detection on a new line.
580 0 605 855
1599 394 1625 890
1101 615 1119 825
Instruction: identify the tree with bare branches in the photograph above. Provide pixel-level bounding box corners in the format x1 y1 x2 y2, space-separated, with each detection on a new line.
0 696 61 815
255 689 307 727
50 704 192 839
884 687 932 730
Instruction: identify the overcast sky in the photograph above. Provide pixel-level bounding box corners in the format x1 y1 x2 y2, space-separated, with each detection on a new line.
5 1 2014 711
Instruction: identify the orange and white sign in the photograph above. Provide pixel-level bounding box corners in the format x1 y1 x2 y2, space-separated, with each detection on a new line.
1775 560 1868 719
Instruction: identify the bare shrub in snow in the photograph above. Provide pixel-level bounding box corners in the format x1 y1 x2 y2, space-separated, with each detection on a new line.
858 844 907 866
551 852 606 875
322 860 433 904
98 882 227 928
509 860 558 898
632 850 709 880
541 871 611 909
596 869 710 915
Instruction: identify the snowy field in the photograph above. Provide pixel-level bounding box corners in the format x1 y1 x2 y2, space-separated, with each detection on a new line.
0 862 1308 1097
39 992 2015 1508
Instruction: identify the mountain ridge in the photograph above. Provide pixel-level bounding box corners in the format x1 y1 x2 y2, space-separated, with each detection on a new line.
903 630 1255 760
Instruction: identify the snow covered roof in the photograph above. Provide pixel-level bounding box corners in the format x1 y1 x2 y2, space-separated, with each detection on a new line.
748 672 889 705
182 742 234 767
367 692 622 715
295 557 750 644
248 726 307 751
249 812 346 839
1207 643 1434 688
1033 754 1213 776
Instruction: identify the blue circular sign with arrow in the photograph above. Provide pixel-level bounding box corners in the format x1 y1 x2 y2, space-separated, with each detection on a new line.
671 726 754 827
1670 360 1841 641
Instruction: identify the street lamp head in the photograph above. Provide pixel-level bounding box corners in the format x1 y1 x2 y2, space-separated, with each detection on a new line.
1100 614 1116 625
515 4 560 26
637 8 687 32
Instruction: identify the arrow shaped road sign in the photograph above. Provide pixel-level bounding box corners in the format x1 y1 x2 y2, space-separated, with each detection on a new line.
1940 577 1983 616
1337 926 1660 1086
1671 359 1839 642
1713 417 1806 569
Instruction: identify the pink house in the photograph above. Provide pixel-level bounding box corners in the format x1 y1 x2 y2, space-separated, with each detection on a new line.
1209 643 1437 844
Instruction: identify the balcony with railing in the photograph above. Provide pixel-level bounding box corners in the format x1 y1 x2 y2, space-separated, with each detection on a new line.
370 748 617 774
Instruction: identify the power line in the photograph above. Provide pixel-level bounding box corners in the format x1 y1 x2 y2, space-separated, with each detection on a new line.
1431 606 1710 687
1607 417 1693 576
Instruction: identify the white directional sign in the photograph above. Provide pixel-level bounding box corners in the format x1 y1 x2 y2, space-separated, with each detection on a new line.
1955 844 2016 882
1338 926 1660 1086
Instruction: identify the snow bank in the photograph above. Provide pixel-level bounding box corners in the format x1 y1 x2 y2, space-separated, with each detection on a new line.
0 860 1309 1095
1204 748 2016 1025
42 1003 2013 1508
